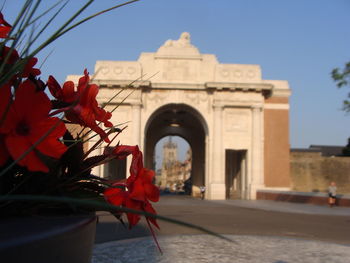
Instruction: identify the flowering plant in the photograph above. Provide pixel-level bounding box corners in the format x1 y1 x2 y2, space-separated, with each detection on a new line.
0 0 160 240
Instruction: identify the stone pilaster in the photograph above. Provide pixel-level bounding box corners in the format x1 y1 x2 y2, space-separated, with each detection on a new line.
131 103 142 146
209 103 225 199
250 105 264 199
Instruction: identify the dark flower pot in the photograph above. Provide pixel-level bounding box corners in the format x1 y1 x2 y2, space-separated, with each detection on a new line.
0 215 97 263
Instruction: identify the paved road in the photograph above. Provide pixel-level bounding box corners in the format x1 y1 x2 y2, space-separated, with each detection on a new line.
95 195 350 245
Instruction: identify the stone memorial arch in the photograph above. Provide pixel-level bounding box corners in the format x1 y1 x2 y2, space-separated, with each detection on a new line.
67 32 291 200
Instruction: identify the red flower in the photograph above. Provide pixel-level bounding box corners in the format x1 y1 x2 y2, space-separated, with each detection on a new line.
129 168 159 203
0 46 19 68
0 84 12 165
111 145 143 181
124 196 159 229
0 46 40 82
104 185 159 229
0 12 11 38
47 76 77 103
0 134 10 166
0 80 67 172
21 57 41 77
47 70 113 142
104 145 160 229
104 187 141 227
112 145 159 202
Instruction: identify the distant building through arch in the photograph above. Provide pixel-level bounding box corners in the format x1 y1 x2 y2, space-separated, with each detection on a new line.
67 32 291 200
157 136 192 194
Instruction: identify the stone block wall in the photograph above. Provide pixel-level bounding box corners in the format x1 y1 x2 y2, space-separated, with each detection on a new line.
290 151 350 194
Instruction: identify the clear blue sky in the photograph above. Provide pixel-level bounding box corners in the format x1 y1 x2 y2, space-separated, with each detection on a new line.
3 0 350 149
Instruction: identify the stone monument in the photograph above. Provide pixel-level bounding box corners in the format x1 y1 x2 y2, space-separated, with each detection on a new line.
67 32 291 200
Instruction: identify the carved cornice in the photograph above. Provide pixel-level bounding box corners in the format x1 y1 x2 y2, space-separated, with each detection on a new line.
272 88 291 97
205 82 273 92
92 80 151 88
150 82 205 90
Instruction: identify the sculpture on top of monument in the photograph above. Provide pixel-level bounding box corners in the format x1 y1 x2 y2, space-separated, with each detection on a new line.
156 32 200 57
164 32 191 47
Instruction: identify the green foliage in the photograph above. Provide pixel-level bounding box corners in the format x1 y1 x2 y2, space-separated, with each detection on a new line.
332 62 350 112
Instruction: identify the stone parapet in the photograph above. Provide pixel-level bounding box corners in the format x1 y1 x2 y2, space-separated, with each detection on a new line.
257 189 350 207
290 151 350 194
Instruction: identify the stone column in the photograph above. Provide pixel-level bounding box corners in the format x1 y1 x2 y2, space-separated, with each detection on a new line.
213 103 222 182
131 103 142 146
250 105 264 199
209 103 226 199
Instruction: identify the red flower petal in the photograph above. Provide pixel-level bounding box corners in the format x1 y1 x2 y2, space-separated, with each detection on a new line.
30 117 67 159
125 198 141 228
93 105 113 127
129 179 147 202
80 83 98 107
14 80 51 122
0 135 10 166
22 57 41 77
144 201 160 229
0 84 12 131
104 187 125 206
112 145 137 160
47 76 63 100
0 13 11 39
66 106 110 143
0 26 11 38
129 168 159 203
127 146 143 183
77 69 89 93
0 46 19 67
62 81 76 103
5 135 48 172
144 184 160 203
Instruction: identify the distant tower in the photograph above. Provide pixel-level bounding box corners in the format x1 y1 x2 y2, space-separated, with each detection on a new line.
160 137 178 188
162 137 178 167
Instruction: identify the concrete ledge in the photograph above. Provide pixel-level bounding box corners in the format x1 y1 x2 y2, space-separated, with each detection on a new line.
257 190 350 207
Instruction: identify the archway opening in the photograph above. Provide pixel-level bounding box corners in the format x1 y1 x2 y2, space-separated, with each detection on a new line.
154 136 192 194
144 104 207 196
225 149 248 199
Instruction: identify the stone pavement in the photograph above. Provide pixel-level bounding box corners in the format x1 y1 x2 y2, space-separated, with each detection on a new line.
93 196 350 262
93 234 350 263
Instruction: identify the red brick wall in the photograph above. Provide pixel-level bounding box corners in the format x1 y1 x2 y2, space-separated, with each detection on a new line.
264 99 291 187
